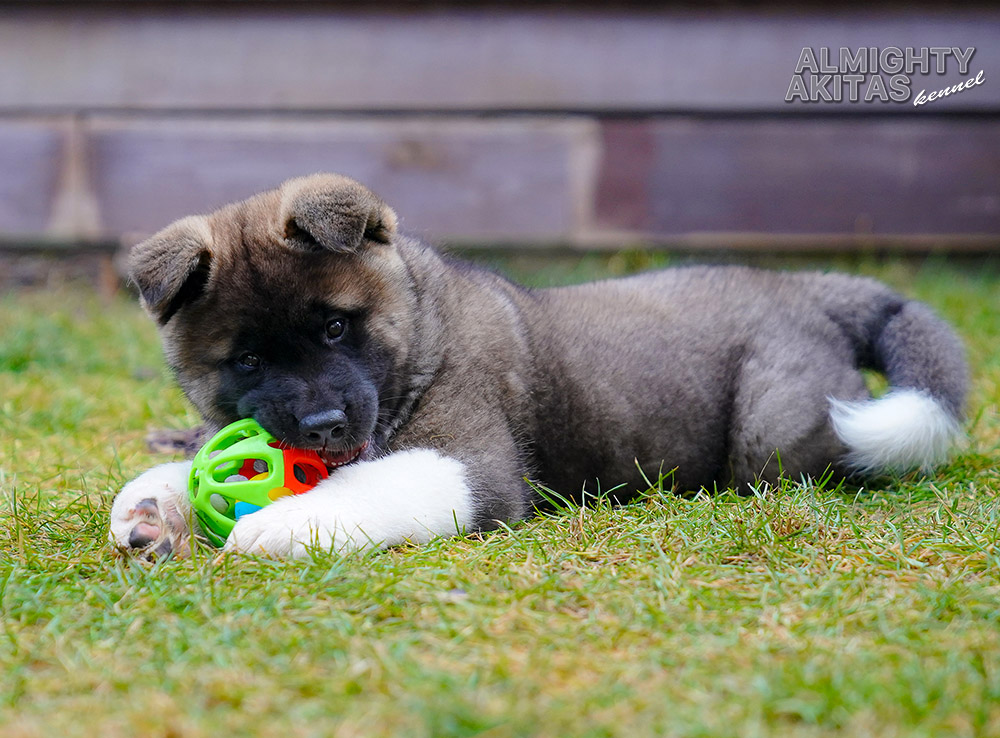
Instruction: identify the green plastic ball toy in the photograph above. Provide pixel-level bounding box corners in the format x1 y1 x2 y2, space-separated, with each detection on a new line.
188 418 328 546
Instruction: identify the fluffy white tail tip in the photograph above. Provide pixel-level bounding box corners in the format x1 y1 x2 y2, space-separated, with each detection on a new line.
829 389 961 473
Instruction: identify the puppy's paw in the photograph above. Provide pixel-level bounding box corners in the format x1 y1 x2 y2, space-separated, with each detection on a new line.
222 493 375 559
109 462 194 560
223 450 475 559
223 497 336 559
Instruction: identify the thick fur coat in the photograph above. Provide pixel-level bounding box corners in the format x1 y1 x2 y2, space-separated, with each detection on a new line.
109 174 968 559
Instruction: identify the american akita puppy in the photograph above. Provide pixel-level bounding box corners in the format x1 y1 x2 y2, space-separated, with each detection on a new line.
109 174 967 559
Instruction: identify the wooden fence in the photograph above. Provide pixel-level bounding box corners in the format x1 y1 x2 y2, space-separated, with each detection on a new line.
1 3 998 251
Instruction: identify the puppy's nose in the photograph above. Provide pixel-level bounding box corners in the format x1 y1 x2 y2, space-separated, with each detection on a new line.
299 409 348 447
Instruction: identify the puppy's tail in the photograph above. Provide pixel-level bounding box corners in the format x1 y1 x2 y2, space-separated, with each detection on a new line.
829 299 967 473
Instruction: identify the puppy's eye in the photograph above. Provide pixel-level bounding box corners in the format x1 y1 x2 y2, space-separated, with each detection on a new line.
237 352 261 370
325 317 347 341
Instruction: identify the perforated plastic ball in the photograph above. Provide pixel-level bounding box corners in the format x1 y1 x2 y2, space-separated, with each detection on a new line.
188 418 328 546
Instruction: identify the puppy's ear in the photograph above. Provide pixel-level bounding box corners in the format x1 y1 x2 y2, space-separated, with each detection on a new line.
128 216 214 325
279 174 398 253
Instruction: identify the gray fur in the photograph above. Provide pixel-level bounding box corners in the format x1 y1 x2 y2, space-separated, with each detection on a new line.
129 174 968 534
873 301 968 418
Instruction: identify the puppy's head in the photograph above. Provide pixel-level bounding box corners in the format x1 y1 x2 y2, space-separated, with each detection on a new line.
130 174 415 464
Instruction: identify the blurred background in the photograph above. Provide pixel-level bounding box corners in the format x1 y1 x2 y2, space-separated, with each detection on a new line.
0 1 998 288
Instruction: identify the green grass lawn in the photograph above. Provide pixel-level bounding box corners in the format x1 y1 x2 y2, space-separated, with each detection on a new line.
1 255 999 737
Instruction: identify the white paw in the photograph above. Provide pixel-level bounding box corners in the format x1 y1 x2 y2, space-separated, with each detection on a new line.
222 494 350 558
223 449 475 559
109 461 195 559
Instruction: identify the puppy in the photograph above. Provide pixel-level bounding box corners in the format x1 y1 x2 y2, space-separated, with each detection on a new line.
109 174 967 559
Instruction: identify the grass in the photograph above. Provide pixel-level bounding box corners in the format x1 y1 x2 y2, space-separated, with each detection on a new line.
1 254 999 737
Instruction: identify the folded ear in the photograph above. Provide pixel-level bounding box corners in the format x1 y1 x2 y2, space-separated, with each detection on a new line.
128 216 214 325
279 174 398 253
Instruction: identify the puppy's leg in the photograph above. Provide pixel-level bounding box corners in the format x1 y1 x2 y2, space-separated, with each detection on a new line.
224 449 475 559
728 337 867 486
109 461 195 559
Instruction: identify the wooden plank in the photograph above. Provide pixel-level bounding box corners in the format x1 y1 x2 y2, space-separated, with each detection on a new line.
86 117 596 240
0 119 66 234
0 7 996 112
594 119 1000 237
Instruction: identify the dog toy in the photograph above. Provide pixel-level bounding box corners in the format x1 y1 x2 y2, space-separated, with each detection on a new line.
188 418 328 546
